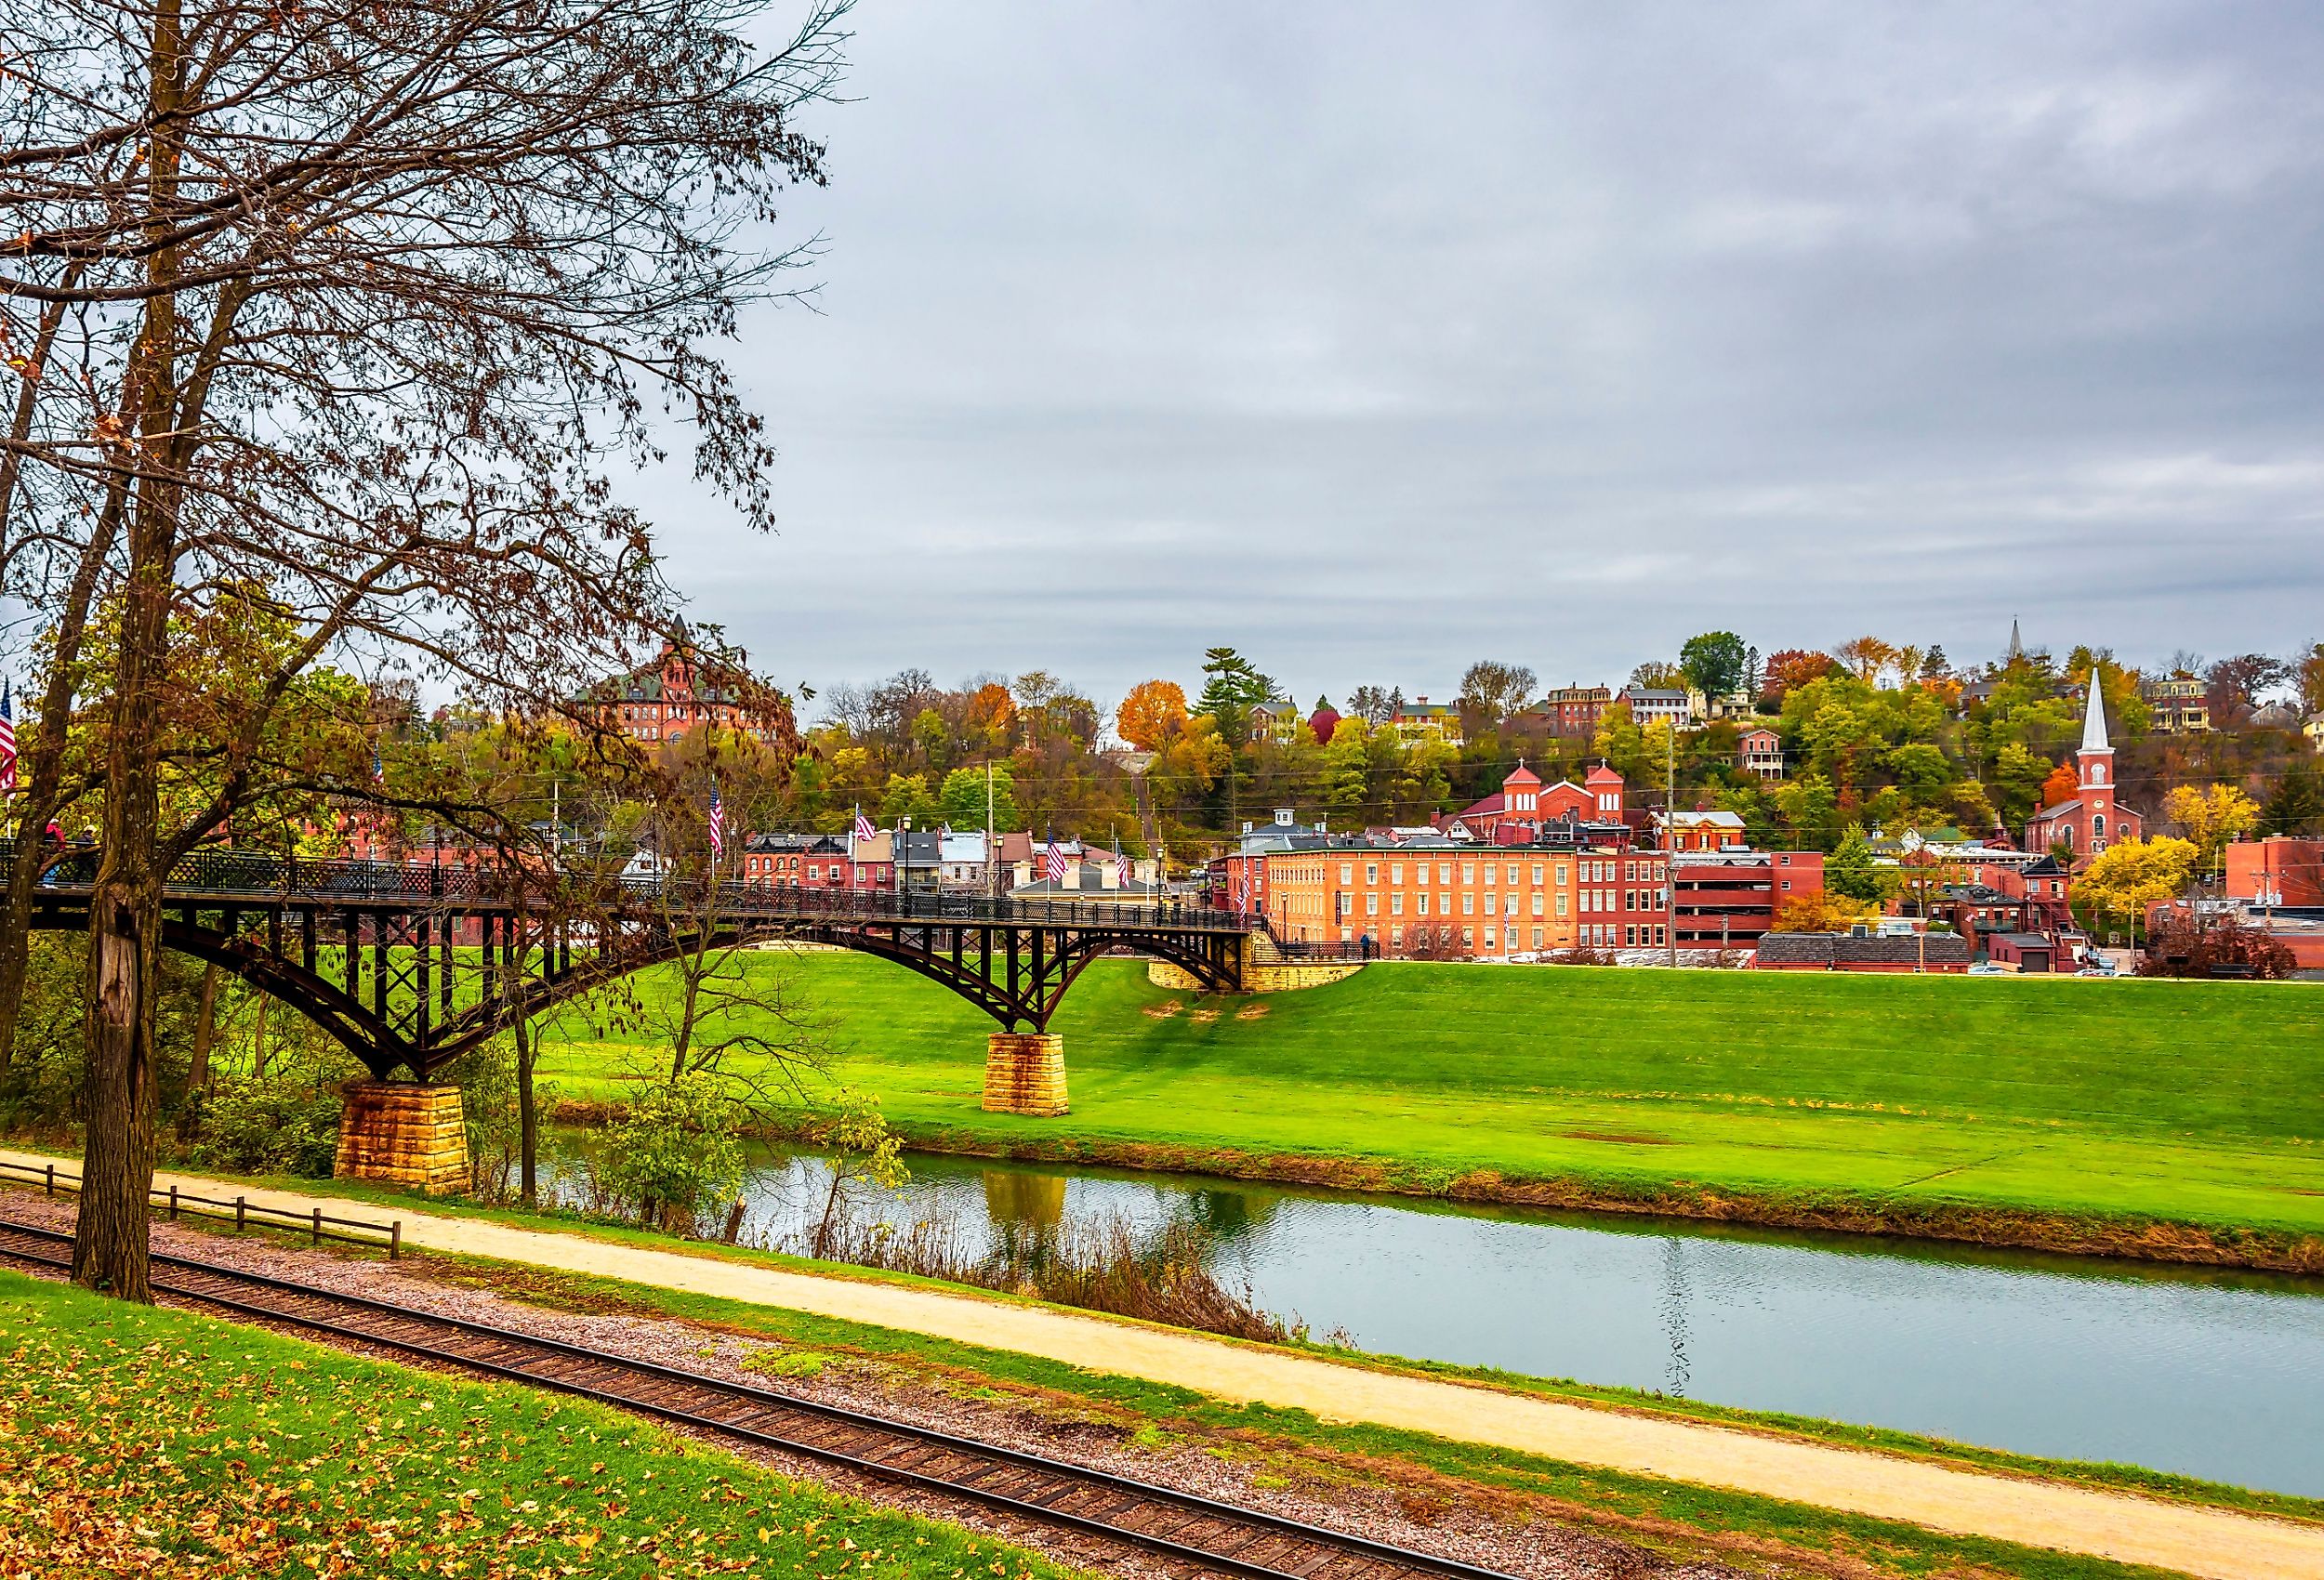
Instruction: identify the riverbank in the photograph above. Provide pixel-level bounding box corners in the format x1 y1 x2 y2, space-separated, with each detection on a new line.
7 1155 2323 1579
539 954 2324 1272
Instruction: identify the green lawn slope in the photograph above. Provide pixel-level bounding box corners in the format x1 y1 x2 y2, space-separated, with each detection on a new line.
540 956 2324 1262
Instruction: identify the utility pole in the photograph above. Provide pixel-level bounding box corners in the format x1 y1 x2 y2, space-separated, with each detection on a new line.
1666 717 1679 968
985 761 997 901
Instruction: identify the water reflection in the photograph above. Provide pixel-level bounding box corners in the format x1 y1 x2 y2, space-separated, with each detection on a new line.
539 1131 2324 1495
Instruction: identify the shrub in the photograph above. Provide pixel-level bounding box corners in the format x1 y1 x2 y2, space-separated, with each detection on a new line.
597 1076 746 1235
188 1077 344 1176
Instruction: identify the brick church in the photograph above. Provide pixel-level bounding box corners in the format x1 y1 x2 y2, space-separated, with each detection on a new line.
2024 673 2141 866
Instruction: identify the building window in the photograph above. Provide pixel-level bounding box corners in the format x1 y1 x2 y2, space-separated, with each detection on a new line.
1531 893 1544 916
1555 892 1568 917
1340 862 1353 885
1438 862 1452 884
1417 893 1429 915
1556 863 1569 886
1367 863 1379 885
1531 928 1544 948
1532 863 1544 885
1655 926 1667 945
1484 927 1498 949
1625 926 1638 947
1366 894 1379 916
1391 862 1404 884
1462 928 1474 948
1462 894 1474 915
1392 893 1404 915
1461 862 1475 885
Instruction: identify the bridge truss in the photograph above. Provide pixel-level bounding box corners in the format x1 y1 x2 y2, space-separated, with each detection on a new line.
17 846 1261 1082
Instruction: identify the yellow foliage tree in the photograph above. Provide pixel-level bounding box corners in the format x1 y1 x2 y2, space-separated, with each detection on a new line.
2075 836 2198 946
2162 783 2262 876
1768 891 1884 933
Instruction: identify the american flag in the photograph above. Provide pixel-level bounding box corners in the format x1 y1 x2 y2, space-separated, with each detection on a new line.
0 678 15 797
1115 844 1132 889
1044 838 1067 884
852 807 875 846
707 780 725 858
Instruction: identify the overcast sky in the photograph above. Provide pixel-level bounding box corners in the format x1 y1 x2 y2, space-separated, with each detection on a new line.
632 1 2324 718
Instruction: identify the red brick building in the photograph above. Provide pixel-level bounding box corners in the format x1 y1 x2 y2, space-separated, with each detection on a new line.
2225 836 2324 909
1670 850 1825 950
599 635 786 749
2024 675 2143 864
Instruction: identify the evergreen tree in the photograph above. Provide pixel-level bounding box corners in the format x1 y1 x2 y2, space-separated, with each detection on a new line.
2264 760 2324 837
1826 823 1889 903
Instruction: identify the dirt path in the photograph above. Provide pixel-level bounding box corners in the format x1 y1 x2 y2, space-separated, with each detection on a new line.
8 1149 2319 1580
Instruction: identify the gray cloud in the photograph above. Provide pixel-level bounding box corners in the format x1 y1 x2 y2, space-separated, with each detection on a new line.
631 1 2324 713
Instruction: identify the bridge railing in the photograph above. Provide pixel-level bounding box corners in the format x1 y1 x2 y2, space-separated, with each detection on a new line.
1 838 1261 935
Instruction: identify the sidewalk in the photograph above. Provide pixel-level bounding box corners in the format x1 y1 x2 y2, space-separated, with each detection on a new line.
6 1147 2319 1580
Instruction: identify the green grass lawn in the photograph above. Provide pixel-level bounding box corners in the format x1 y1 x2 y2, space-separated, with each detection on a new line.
539 955 2324 1246
0 1267 1080 1580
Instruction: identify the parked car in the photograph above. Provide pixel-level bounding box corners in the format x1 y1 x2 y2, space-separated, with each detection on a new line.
2075 964 2119 978
1967 961 2009 976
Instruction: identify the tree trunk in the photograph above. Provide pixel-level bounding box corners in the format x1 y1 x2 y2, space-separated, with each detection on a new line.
176 963 219 1141
73 0 185 1302
186 964 218 1091
249 991 272 1081
515 1006 538 1207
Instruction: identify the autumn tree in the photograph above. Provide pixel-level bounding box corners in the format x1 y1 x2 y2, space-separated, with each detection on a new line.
1761 649 1837 702
1830 637 1899 686
2298 642 2324 716
1 0 846 1297
2075 836 2199 947
2205 654 2291 726
2038 762 2080 810
1769 891 1882 932
1457 660 1538 736
1116 679 1190 751
2162 783 2263 877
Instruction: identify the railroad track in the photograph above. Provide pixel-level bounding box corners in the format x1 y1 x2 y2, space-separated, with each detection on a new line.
0 1218 1518 1580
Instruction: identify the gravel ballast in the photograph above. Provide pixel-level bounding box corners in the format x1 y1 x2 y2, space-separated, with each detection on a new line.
0 1190 1750 1580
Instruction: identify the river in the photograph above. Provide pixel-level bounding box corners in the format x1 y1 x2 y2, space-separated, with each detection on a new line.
539 1132 2324 1496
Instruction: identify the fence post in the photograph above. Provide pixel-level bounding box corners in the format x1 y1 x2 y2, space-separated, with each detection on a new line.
390 1221 401 1260
312 1206 323 1246
44 1163 53 1196
169 1184 179 1220
235 1196 247 1233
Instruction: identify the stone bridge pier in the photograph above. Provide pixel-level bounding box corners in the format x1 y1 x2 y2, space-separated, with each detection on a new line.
334 1081 470 1193
982 1033 1069 1116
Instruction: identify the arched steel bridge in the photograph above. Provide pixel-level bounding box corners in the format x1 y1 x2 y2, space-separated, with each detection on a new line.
14 844 1283 1082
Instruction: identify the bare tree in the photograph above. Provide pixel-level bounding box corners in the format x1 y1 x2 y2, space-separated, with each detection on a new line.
1 0 848 1297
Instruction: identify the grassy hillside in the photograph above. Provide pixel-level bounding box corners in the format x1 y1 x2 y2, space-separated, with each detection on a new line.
540 955 2324 1248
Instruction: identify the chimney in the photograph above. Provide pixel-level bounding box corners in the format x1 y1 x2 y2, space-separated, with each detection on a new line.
1273 808 1295 826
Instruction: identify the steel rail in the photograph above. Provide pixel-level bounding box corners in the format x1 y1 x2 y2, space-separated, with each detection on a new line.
0 1218 1518 1580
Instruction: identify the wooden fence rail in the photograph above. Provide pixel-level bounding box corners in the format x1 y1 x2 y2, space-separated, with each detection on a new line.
0 1158 400 1258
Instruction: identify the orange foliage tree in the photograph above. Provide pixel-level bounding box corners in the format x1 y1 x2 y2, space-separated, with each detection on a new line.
1116 679 1190 751
2038 762 2079 810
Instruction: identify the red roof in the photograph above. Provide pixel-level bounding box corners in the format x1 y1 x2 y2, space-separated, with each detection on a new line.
1585 764 1624 784
1503 763 1541 788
